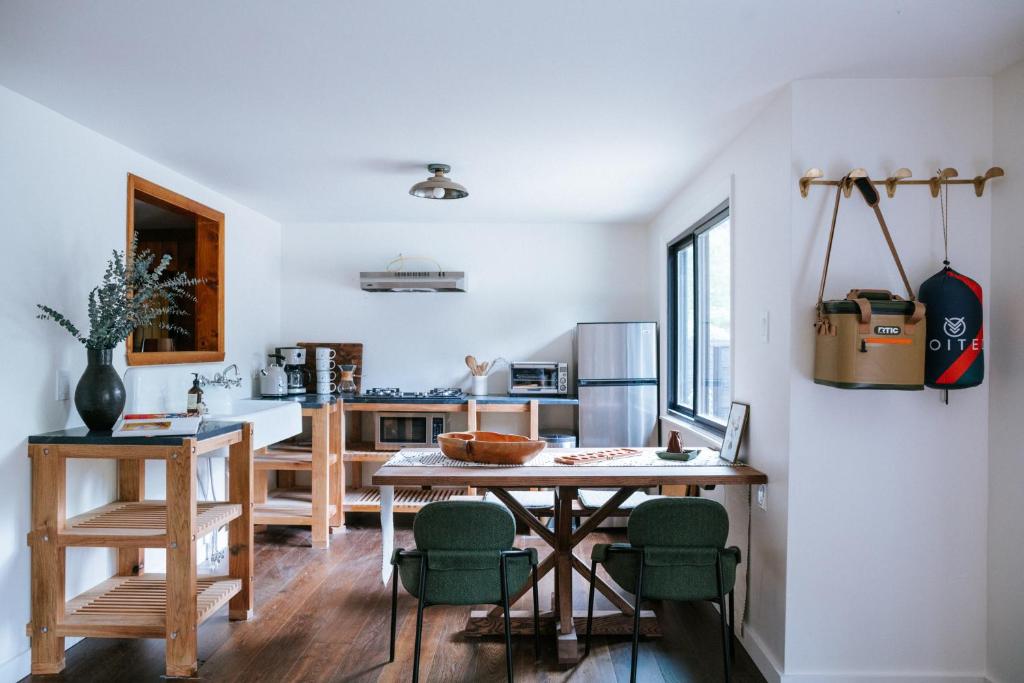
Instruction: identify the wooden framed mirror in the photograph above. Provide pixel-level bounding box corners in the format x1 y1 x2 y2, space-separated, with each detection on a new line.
125 173 225 366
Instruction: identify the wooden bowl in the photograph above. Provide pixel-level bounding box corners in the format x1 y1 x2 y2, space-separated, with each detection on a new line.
437 431 547 465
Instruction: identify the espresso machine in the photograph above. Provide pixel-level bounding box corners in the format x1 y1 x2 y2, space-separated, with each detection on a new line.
276 346 310 394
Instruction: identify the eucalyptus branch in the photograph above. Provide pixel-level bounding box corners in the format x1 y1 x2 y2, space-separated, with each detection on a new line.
37 231 204 350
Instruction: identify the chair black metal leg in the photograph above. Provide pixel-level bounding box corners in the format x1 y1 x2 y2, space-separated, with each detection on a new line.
389 570 398 662
531 564 540 661
499 556 514 682
728 590 736 663
413 555 427 683
585 558 598 657
715 554 732 683
629 555 645 683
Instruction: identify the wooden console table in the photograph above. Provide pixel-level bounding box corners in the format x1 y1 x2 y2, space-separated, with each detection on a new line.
27 421 254 678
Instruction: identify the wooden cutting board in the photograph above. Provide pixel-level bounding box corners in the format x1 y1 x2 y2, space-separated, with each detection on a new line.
297 342 363 394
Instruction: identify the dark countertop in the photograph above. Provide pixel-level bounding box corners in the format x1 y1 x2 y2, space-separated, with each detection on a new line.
340 393 579 405
256 393 578 407
256 394 340 409
28 420 245 446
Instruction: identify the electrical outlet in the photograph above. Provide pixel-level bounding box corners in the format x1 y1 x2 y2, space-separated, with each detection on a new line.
760 311 770 343
756 484 767 511
55 370 70 401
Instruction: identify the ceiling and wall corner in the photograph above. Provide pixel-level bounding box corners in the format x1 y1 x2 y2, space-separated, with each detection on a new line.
987 57 1024 683
1 1 1023 225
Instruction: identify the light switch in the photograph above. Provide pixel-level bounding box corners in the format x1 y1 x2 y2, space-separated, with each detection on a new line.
756 484 767 511
55 370 70 401
760 311 770 343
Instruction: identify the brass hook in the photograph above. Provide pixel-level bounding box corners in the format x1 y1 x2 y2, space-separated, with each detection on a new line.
972 166 1004 197
799 168 823 198
929 168 959 197
884 168 912 198
842 168 868 198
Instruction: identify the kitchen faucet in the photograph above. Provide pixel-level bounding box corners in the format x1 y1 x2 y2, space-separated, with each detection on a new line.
198 363 244 388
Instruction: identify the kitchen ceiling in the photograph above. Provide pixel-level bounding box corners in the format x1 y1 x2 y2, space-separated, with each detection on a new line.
1 1 1023 224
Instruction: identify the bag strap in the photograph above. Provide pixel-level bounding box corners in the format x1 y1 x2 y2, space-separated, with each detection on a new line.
815 180 845 314
852 176 917 301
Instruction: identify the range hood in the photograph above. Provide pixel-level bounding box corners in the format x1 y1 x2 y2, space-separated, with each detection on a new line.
360 271 467 293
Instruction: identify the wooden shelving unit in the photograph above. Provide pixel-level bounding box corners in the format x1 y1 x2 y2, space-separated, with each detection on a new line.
253 400 343 548
344 486 465 513
341 398 549 514
27 422 254 678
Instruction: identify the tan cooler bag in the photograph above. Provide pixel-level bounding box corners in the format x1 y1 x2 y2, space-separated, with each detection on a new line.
813 177 926 390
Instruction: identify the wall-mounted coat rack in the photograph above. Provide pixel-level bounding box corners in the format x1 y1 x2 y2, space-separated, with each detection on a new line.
799 166 1004 199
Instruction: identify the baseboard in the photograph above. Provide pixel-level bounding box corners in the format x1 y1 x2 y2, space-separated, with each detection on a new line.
0 647 31 683
738 625 784 683
782 673 986 683
0 637 84 682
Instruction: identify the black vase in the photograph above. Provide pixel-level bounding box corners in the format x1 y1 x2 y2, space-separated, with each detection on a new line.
74 348 126 431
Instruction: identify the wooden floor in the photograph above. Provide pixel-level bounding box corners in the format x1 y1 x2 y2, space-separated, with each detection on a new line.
24 516 767 682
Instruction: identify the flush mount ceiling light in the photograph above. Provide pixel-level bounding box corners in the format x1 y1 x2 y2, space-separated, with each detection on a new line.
409 163 468 200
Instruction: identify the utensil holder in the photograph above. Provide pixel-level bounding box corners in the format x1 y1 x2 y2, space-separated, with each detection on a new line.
470 375 488 396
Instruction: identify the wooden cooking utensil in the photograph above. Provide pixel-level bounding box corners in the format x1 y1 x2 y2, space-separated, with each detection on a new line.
466 355 479 375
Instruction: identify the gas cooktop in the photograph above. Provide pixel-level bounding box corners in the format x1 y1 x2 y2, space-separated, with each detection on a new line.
361 387 465 400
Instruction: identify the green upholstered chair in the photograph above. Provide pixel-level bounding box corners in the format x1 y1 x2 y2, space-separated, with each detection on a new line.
389 500 540 683
586 497 741 683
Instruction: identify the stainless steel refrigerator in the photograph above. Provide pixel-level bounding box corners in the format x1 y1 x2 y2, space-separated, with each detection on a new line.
575 322 659 447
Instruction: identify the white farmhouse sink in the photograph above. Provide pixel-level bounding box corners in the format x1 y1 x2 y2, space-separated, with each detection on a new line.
205 398 302 450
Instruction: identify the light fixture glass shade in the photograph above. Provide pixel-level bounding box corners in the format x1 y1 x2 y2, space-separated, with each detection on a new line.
409 163 468 200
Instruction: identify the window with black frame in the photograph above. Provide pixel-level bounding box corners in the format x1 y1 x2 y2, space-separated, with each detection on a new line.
667 201 731 432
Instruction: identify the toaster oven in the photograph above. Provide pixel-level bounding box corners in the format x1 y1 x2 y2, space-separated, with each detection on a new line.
374 412 448 450
508 362 569 395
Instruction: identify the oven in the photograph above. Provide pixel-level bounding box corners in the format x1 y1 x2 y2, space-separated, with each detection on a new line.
374 412 448 450
508 362 569 395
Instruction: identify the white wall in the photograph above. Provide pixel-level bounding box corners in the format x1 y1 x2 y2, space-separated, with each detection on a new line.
987 60 1024 683
646 88 794 676
280 221 652 444
786 79 992 680
0 84 282 680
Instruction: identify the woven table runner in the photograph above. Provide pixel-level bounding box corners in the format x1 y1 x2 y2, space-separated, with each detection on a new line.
383 447 744 468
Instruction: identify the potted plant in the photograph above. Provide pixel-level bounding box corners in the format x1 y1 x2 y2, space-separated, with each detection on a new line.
37 234 200 430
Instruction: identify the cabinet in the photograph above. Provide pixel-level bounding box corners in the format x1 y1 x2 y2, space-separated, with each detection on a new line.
27 422 253 678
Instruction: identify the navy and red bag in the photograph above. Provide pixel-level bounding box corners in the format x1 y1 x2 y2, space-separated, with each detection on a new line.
917 267 984 389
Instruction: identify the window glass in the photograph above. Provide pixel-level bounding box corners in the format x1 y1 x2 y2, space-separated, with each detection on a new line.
667 203 731 431
675 243 694 410
698 218 730 424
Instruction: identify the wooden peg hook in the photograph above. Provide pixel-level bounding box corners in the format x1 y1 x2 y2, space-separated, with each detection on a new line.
929 168 959 197
972 166 1004 197
799 168 823 198
884 168 912 198
842 168 868 197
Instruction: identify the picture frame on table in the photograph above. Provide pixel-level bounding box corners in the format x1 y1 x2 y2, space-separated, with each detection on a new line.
719 401 749 463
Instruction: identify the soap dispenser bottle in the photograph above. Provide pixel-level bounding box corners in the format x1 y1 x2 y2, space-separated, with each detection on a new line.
187 373 204 417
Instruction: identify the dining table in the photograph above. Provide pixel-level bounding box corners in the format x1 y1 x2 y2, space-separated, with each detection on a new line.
372 447 768 664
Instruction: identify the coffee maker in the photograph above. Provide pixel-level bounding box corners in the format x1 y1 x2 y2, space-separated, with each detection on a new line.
276 346 309 394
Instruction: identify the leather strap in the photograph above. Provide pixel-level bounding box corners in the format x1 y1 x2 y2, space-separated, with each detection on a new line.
815 180 844 314
853 176 917 302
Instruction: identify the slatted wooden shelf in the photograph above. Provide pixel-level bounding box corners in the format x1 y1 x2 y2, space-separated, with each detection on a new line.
60 501 241 547
58 574 240 638
254 488 338 526
344 449 393 463
343 486 465 513
255 447 339 471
